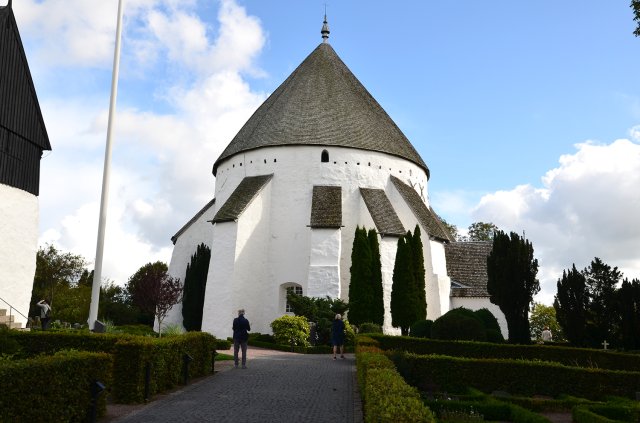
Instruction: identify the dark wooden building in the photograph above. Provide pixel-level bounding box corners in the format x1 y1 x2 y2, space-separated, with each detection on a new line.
0 0 51 196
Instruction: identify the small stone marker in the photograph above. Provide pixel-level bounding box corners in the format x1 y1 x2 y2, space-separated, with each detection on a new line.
601 340 609 350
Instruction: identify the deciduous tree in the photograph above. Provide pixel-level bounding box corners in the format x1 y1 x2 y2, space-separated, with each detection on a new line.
468 222 499 241
529 302 565 342
487 231 539 343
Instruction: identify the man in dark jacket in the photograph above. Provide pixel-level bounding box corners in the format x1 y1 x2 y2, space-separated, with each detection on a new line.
232 309 251 369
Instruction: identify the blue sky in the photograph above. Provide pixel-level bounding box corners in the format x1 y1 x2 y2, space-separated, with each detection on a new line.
11 0 640 304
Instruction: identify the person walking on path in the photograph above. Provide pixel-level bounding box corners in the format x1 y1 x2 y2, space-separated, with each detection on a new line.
331 313 345 360
232 309 251 369
36 299 52 330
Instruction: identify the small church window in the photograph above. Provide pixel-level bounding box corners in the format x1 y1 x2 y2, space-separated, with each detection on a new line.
274 158 277 163
321 150 329 162
264 159 266 164
285 285 303 312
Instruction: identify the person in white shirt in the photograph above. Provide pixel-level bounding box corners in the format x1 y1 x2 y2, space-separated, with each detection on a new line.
36 299 52 330
541 326 552 342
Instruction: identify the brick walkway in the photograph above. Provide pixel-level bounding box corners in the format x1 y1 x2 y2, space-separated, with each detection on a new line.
108 347 363 423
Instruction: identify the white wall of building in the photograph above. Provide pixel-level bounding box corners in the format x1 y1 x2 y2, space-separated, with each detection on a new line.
172 144 462 337
307 229 341 299
0 184 39 327
450 296 509 339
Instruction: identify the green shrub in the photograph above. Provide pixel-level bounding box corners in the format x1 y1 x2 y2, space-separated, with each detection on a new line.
410 320 433 338
392 351 640 400
270 315 310 347
6 330 220 403
368 334 640 372
485 328 505 343
249 332 276 343
0 326 21 357
431 309 487 342
0 351 112 422
473 308 501 332
356 350 435 422
358 322 383 334
344 320 356 346
572 404 640 423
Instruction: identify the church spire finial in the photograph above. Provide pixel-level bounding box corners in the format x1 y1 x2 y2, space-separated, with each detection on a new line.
321 8 330 43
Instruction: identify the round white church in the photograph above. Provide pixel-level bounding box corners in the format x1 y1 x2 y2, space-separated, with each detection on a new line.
165 22 507 339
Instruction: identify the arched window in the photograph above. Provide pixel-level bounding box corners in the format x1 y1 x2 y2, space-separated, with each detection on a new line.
321 150 329 163
281 283 303 313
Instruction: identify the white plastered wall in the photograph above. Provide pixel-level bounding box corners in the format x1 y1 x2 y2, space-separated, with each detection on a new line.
307 229 341 299
174 144 455 336
450 296 509 339
0 184 38 327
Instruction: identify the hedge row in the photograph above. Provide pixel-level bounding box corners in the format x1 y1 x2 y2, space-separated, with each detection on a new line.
368 334 640 372
391 351 640 400
424 398 551 423
0 351 112 422
9 331 221 403
355 338 435 422
573 404 640 423
247 338 353 354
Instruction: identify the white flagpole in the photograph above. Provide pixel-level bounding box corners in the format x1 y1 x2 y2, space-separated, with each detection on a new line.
88 0 125 331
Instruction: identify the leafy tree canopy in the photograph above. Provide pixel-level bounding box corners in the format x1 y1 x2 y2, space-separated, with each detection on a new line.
468 222 499 241
529 302 565 342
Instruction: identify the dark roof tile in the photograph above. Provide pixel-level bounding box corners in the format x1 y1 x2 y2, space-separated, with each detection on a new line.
359 188 405 236
390 175 454 242
445 241 493 297
310 185 342 228
211 174 273 223
213 43 428 177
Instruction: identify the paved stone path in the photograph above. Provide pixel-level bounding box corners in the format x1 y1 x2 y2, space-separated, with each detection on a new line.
110 347 363 423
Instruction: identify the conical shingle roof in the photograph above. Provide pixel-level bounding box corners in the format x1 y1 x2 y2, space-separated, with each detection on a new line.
212 43 428 177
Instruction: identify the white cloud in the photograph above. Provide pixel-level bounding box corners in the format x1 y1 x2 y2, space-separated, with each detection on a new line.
30 0 267 285
472 135 640 304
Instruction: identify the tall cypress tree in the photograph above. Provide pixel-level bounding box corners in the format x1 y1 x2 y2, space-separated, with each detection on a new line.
619 278 640 350
367 229 384 326
583 258 622 346
553 265 588 346
391 233 416 335
182 243 211 331
410 225 427 321
487 231 539 343
348 226 372 325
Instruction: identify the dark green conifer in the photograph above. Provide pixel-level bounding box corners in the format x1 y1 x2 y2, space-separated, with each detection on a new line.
348 227 372 325
410 225 427 321
391 233 416 335
368 229 384 326
182 243 211 331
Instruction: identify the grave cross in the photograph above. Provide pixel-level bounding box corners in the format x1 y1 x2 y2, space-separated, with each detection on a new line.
601 340 609 350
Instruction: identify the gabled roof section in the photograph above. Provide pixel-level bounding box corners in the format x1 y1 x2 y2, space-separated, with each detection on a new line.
310 185 342 228
390 175 455 243
211 174 273 223
171 198 216 244
0 3 51 151
359 188 405 237
212 43 428 177
446 241 493 298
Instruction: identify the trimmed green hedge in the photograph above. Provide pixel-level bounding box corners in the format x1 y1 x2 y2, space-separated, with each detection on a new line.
0 351 112 422
356 348 435 422
369 334 640 372
9 330 221 403
247 338 353 354
573 404 640 423
424 398 551 423
392 351 640 400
